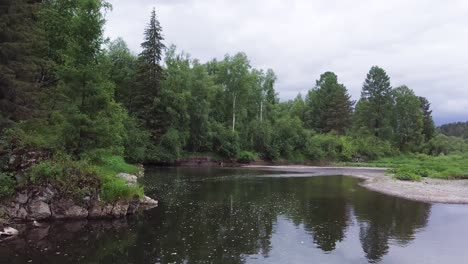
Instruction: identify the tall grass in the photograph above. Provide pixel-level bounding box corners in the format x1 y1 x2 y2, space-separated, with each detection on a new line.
353 153 468 180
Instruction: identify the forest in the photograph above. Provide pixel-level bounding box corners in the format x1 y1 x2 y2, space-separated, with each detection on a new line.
1 0 468 199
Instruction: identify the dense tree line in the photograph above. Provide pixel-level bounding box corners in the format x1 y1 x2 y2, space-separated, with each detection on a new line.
438 122 468 139
0 0 459 178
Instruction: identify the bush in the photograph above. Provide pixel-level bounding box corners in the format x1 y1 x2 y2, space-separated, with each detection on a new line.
422 134 468 155
212 123 239 159
123 117 151 163
390 167 422 181
0 173 15 199
352 136 397 161
237 151 259 163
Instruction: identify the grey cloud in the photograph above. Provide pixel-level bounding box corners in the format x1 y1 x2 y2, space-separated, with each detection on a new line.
105 0 468 125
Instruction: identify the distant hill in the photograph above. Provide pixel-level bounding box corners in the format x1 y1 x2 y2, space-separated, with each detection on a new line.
438 122 468 139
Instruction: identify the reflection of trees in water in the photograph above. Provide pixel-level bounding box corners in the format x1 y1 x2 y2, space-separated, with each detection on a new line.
140 172 432 263
0 220 139 264
352 190 431 263
282 176 352 252
2 170 432 264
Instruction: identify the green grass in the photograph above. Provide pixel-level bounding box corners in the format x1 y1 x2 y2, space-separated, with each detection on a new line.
25 154 144 202
346 153 468 181
97 155 139 176
95 155 143 202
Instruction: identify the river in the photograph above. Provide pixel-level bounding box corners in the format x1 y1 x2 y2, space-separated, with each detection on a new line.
2 167 468 263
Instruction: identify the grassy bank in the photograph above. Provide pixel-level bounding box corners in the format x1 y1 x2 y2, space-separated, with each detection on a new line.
345 154 468 181
0 155 143 202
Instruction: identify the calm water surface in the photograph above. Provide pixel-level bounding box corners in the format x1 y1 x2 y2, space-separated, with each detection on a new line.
2 167 468 264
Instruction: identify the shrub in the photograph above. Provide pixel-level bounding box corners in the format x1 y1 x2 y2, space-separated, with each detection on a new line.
390 167 422 181
0 173 15 199
237 151 259 163
212 123 239 159
123 117 151 163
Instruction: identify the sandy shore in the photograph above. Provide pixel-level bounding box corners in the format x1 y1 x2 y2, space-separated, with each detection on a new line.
244 165 468 204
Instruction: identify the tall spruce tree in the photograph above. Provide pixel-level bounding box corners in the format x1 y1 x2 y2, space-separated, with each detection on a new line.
133 8 166 137
354 66 394 139
418 96 435 142
304 72 354 134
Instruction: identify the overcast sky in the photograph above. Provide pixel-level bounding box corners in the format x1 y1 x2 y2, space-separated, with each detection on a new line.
104 0 468 125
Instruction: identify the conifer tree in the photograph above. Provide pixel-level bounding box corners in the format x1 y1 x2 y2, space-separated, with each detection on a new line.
133 8 166 137
354 66 394 139
0 0 49 129
304 72 354 134
419 96 435 142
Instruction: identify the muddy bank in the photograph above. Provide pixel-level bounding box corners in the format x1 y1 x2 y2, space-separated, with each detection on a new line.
244 165 468 204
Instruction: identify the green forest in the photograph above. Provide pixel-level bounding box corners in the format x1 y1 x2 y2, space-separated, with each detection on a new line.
1 1 467 199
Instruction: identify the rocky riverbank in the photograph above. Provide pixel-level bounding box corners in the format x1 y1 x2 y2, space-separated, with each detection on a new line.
0 171 158 241
244 165 468 204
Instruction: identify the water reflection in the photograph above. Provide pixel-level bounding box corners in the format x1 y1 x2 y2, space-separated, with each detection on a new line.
137 168 432 263
1 167 439 263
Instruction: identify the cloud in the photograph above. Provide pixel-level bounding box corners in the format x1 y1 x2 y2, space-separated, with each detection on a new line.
104 0 468 125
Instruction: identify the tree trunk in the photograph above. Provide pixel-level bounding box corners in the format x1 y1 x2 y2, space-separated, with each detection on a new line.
260 100 263 123
232 94 237 132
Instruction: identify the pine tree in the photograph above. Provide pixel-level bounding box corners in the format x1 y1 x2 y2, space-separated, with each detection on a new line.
304 72 354 134
0 0 49 129
418 96 435 142
354 66 394 139
133 8 166 137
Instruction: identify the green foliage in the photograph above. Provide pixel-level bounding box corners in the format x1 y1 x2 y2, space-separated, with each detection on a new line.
361 154 468 180
100 174 144 202
0 0 50 130
304 72 354 134
392 86 423 151
237 151 259 163
97 155 139 175
123 117 151 163
390 167 423 181
212 123 240 159
438 122 468 139
354 66 394 140
422 134 468 155
419 97 436 142
0 173 15 199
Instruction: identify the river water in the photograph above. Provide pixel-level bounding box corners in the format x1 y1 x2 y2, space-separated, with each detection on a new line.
2 167 468 264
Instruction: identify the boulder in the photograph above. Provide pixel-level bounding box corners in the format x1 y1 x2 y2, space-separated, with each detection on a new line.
16 192 28 204
88 204 104 218
51 199 88 219
116 173 138 185
0 226 19 237
28 199 51 220
89 203 114 219
140 196 158 210
111 201 129 217
16 207 28 220
36 186 56 202
127 198 140 215
64 206 88 219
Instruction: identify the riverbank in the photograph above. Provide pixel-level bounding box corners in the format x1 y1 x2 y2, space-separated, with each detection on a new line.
244 165 468 204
